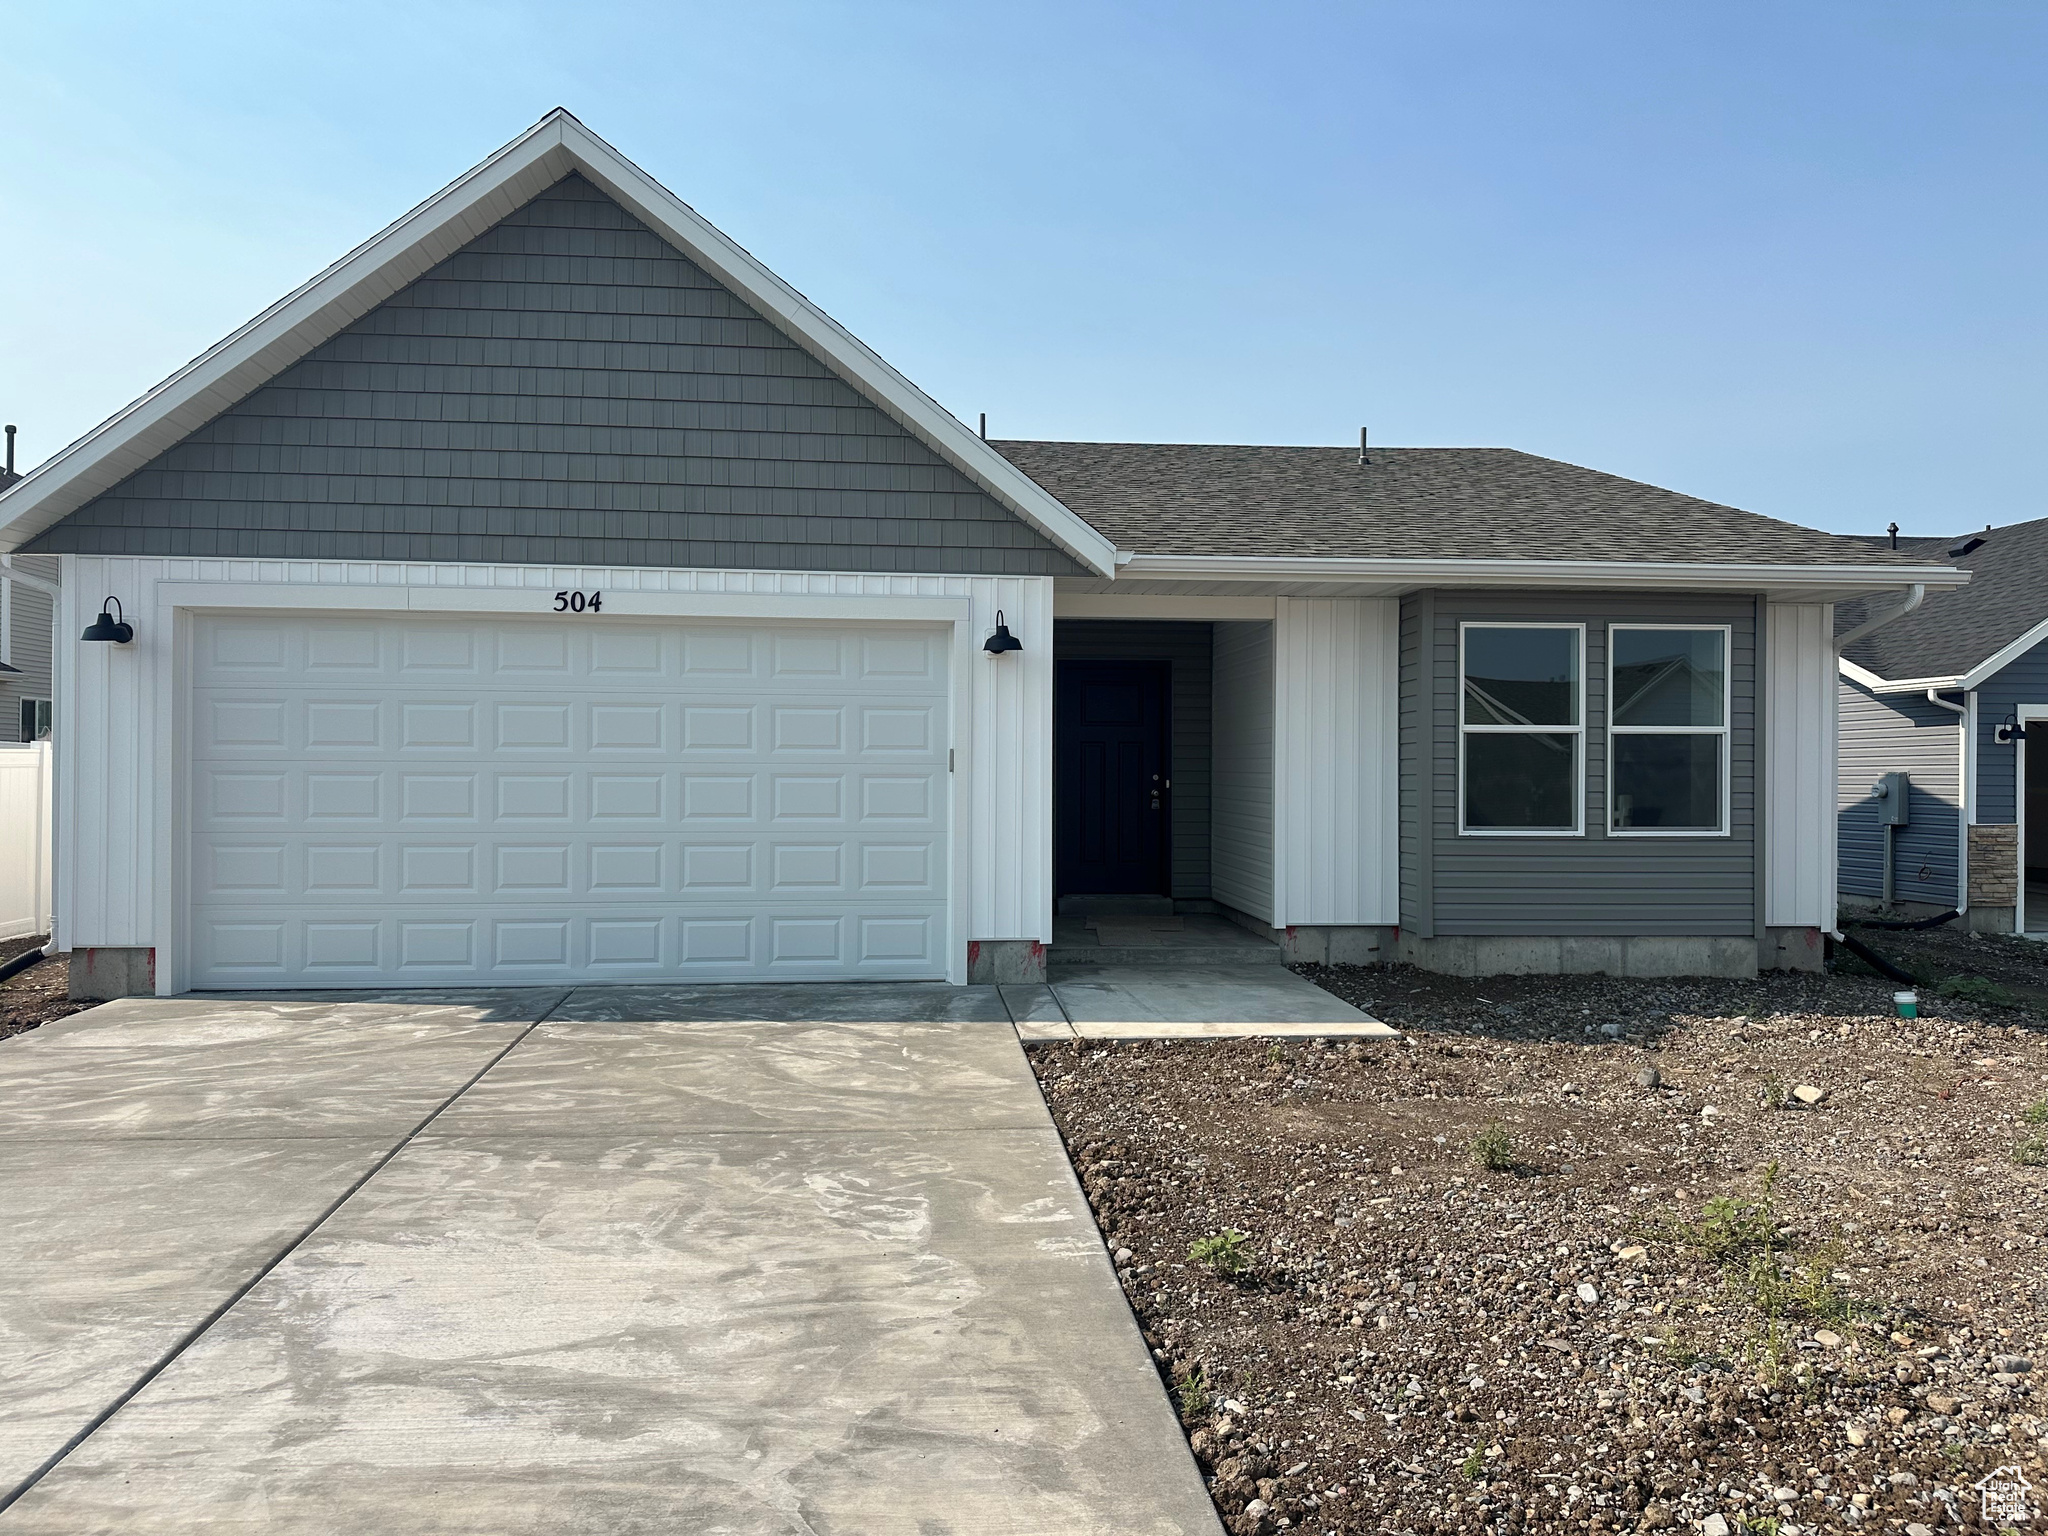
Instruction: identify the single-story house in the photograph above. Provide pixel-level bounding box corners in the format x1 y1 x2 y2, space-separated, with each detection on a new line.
1838 516 2048 934
0 111 1966 997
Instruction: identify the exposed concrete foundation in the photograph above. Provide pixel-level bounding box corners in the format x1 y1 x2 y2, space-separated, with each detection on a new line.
1763 926 1825 973
1967 905 2017 935
1214 905 1393 965
1391 933 1757 979
966 939 1047 985
67 947 156 1001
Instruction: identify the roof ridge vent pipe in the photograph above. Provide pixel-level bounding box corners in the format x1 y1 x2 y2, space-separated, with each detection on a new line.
1887 521 1899 550
4 425 14 478
1359 426 1370 465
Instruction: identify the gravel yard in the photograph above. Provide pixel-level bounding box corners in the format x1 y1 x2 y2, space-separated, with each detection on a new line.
0 936 84 1041
1029 963 2048 1536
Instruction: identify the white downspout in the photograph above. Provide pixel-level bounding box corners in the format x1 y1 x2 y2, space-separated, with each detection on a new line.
1832 583 1925 654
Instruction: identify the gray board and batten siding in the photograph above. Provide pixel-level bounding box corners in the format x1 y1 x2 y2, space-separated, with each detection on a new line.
1836 678 1961 908
1399 591 1759 939
1971 638 2048 827
1053 620 1214 901
24 175 1083 575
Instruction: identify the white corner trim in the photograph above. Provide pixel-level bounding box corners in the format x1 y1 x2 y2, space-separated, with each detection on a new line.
1114 553 1968 594
0 111 1117 576
1958 614 2048 692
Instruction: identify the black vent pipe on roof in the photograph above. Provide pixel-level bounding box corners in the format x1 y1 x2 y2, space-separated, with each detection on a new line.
3 424 13 478
1887 521 1899 550
1359 426 1370 465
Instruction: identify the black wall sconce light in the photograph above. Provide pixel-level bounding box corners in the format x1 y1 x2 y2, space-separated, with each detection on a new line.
81 597 133 644
1996 712 2027 746
983 610 1022 656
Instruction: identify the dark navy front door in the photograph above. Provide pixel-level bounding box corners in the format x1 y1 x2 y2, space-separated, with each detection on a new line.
1055 660 1170 895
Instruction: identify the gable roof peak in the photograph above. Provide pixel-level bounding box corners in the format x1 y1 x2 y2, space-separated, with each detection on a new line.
0 112 1114 572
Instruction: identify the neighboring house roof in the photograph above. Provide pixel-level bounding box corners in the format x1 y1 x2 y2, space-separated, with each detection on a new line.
994 439 1945 571
1838 516 2048 684
0 110 1117 576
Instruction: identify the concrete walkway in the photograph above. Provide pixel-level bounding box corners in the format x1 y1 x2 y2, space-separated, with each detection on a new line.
0 986 1220 1534
1010 964 1397 1042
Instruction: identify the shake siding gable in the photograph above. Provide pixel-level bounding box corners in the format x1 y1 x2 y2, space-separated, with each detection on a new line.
1835 677 1961 906
1416 590 1758 937
26 176 1082 576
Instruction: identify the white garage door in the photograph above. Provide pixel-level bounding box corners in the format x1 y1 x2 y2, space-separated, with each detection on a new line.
188 615 951 988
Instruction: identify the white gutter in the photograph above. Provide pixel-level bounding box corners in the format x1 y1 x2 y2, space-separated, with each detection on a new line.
1115 555 1964 595
0 556 60 598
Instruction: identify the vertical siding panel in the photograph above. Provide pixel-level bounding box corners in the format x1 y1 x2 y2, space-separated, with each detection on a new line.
1763 602 1843 925
1272 597 1399 926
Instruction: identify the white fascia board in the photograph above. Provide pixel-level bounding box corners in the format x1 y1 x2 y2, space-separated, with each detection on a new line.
1115 553 1968 595
0 111 1118 576
1958 614 2048 691
1836 656 1965 694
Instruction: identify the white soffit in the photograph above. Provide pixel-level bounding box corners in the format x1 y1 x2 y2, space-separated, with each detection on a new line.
1110 553 1968 599
0 110 1118 575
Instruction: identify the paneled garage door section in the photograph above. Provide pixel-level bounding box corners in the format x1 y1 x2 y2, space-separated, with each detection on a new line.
189 616 951 986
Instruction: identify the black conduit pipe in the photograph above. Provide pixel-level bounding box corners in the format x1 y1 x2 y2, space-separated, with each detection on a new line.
1845 909 1961 932
1833 930 1918 986
0 947 50 987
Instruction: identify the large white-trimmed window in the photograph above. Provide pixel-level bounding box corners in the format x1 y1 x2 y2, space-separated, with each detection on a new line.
1608 624 1730 836
1459 623 1584 835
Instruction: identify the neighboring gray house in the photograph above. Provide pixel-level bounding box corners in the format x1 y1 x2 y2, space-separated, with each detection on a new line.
0 550 57 742
1839 517 2048 934
0 110 1963 997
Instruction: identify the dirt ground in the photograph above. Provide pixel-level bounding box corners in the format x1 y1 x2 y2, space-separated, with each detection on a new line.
1029 962 2048 1536
0 935 85 1041
1837 917 2048 1016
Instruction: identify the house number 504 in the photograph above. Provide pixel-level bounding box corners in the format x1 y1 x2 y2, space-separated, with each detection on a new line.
553 590 603 613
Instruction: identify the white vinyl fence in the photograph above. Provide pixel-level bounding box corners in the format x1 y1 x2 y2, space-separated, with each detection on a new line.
0 742 53 942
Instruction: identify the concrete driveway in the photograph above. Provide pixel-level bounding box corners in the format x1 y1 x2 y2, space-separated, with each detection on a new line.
0 985 1220 1534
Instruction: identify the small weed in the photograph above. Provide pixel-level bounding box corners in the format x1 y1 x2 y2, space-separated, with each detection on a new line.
2015 1133 2048 1168
1759 1071 1790 1110
1471 1121 1517 1172
2023 1097 2048 1126
1174 1365 1210 1418
1189 1229 1253 1275
1937 974 2022 1008
1733 1516 1781 1536
1460 1441 1486 1480
1664 1162 1785 1265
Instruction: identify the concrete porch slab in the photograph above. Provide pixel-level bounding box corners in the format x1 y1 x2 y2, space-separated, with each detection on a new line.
1049 965 1396 1039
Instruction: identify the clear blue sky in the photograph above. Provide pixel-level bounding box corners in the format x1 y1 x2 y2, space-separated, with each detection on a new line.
4 2 2043 536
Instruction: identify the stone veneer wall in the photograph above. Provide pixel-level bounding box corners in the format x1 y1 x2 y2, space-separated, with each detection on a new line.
1969 824 2019 908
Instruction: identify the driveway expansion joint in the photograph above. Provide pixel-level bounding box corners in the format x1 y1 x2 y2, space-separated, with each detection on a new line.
0 987 575 1514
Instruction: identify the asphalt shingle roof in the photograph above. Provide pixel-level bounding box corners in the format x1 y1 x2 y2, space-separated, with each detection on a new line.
1838 516 2048 680
991 441 1942 568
